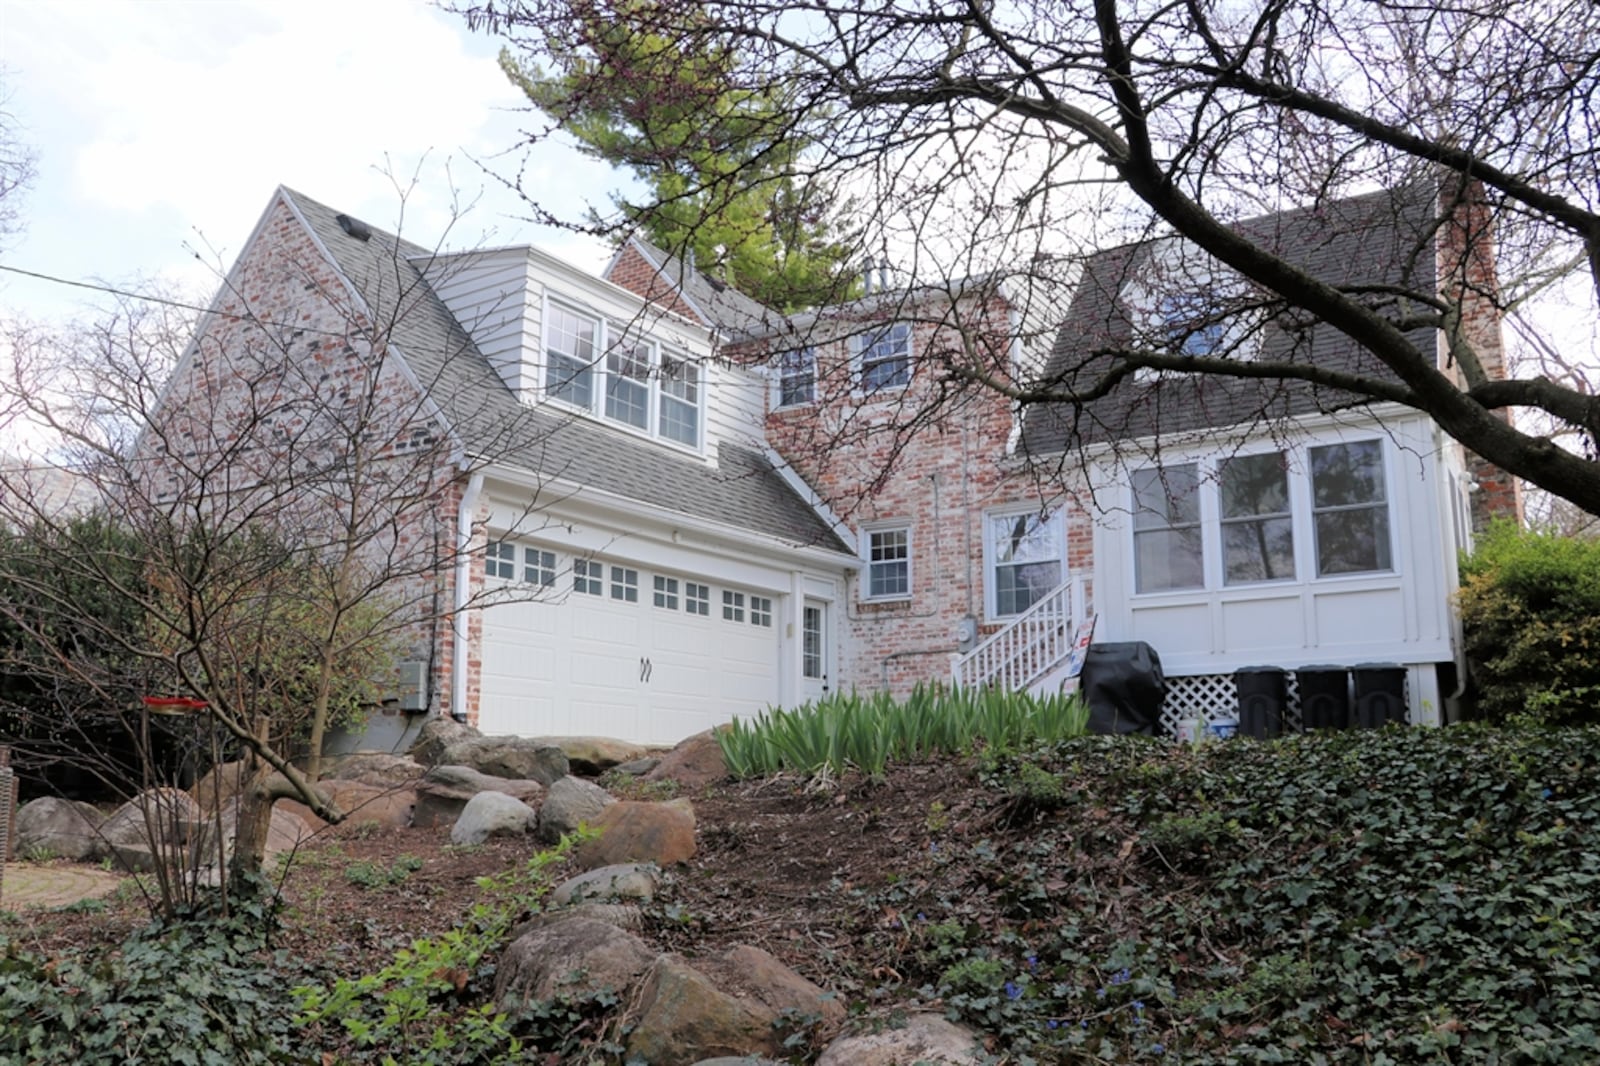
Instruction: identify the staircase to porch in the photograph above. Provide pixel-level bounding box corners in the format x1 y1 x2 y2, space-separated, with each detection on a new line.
951 577 1087 694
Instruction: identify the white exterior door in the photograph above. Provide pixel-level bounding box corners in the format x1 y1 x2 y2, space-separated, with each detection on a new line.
801 599 831 705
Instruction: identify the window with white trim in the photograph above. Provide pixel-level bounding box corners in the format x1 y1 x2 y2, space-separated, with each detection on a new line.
986 510 1064 617
573 558 603 596
750 596 773 627
484 541 516 580
523 547 558 588
653 575 679 609
853 323 911 391
864 525 911 600
685 582 711 616
1311 441 1392 575
1160 291 1230 357
610 566 639 602
776 348 816 407
1132 465 1204 593
542 302 704 449
1220 452 1295 584
722 589 746 622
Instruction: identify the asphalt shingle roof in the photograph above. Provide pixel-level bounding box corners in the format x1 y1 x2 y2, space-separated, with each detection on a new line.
282 188 851 555
1019 186 1440 454
618 236 785 338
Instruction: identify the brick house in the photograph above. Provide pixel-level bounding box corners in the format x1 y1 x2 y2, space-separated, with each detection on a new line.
163 182 1515 748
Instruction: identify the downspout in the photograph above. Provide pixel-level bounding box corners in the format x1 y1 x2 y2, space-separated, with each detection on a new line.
451 471 485 723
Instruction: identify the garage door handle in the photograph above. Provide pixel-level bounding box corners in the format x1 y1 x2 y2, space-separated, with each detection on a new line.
640 657 653 683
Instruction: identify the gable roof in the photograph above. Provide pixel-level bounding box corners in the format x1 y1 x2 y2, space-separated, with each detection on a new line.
1019 186 1440 455
280 188 851 555
605 235 783 338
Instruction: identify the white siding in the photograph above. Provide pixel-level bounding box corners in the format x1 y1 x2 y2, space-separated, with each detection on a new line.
423 248 534 394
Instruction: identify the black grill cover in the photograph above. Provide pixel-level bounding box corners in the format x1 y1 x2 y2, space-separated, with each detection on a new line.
1080 642 1166 735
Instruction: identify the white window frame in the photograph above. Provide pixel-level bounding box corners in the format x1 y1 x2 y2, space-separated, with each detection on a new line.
750 595 773 627
862 523 912 601
523 546 558 588
851 323 912 393
1131 463 1207 594
541 298 705 452
484 540 517 581
653 574 680 609
610 565 640 602
1218 451 1297 586
684 581 711 616
983 508 1066 620
573 558 604 596
722 589 746 622
775 347 817 407
1310 440 1394 577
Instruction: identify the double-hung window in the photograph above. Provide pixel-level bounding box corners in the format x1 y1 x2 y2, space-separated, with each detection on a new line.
658 353 700 446
546 304 597 408
1132 465 1204 593
1159 291 1229 357
854 323 911 391
864 525 911 600
776 348 816 407
987 510 1064 617
1220 452 1295 584
604 335 651 429
1311 441 1392 575
543 302 703 449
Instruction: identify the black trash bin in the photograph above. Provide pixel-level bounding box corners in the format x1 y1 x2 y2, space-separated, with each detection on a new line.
1296 665 1351 731
1353 663 1407 728
1235 666 1287 739
1080 642 1166 735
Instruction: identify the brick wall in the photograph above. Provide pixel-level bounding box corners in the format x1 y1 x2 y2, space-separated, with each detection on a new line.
605 241 706 324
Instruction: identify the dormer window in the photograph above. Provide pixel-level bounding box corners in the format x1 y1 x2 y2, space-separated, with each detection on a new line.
542 300 704 451
853 323 912 391
1126 242 1262 379
1160 292 1230 358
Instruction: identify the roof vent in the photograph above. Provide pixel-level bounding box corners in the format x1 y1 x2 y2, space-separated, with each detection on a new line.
335 213 372 242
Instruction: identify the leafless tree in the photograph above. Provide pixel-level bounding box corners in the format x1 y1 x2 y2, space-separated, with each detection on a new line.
458 0 1600 515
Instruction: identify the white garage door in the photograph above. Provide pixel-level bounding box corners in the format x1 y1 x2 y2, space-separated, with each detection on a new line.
478 544 780 745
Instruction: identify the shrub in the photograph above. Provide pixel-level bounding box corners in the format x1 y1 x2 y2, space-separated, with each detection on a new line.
1459 520 1600 725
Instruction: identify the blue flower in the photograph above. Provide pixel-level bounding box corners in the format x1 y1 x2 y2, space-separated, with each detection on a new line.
1097 987 1107 999
1112 968 1132 985
1132 1000 1145 1011
1151 1044 1165 1054
1026 954 1039 970
1004 981 1023 1000
1047 1019 1059 1030
1542 787 1554 799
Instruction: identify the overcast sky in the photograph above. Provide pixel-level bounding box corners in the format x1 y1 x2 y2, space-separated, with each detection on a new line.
1 0 619 324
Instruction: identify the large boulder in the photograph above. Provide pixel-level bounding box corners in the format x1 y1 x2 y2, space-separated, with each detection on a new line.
185 798 316 870
191 760 249 813
551 862 661 907
280 779 416 832
15 797 103 861
495 916 656 1009
329 752 426 789
529 736 649 777
537 776 616 844
439 735 569 785
814 1014 986 1065
625 955 777 1066
575 799 696 870
643 730 728 790
449 791 536 846
408 715 480 767
509 902 644 942
712 945 845 1028
100 788 204 856
413 765 545 829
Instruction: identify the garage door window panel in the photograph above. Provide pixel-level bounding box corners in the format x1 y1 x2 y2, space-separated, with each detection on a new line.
722 590 746 622
653 575 680 609
611 566 639 602
485 541 516 580
685 582 711 616
574 559 603 596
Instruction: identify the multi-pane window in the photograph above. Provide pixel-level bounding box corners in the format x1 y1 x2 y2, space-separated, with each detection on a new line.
659 354 700 446
546 304 596 408
1220 452 1295 584
1160 292 1229 357
777 348 816 407
604 335 651 429
750 596 773 627
685 582 711 616
523 547 557 588
573 558 603 596
988 511 1063 616
1311 441 1392 575
855 323 911 391
1132 465 1204 593
722 589 746 622
610 566 639 602
484 541 516 580
865 526 911 599
802 605 824 680
653 575 679 609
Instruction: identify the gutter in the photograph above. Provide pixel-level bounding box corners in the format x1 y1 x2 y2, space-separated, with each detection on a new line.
450 470 485 722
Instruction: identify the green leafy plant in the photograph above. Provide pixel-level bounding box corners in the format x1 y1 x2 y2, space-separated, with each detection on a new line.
343 854 424 889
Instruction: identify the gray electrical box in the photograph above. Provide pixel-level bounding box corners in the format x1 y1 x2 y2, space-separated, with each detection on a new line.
395 661 428 713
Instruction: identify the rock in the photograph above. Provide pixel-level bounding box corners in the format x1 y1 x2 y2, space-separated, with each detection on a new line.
439 736 569 785
188 798 315 868
643 730 727 790
713 945 845 1027
100 788 204 857
450 791 536 845
408 715 480 767
191 759 249 813
528 736 649 776
15 797 103 861
495 916 656 1009
414 765 545 829
690 1059 787 1066
575 799 696 870
814 1014 985 1065
509 902 644 942
280 779 416 832
551 862 661 906
537 776 616 843
625 955 778 1066
329 752 426 788
614 756 662 777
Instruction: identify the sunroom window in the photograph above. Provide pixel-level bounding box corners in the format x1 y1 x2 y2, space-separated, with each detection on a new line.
1220 452 1295 584
1311 441 1392 575
1132 465 1204 593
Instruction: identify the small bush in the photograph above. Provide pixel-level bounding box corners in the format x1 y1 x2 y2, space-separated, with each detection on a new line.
1459 521 1600 725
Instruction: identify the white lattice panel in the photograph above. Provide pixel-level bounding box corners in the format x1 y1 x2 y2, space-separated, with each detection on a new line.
1161 672 1341 736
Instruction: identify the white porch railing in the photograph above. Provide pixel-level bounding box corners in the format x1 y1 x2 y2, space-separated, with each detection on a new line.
951 577 1085 692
